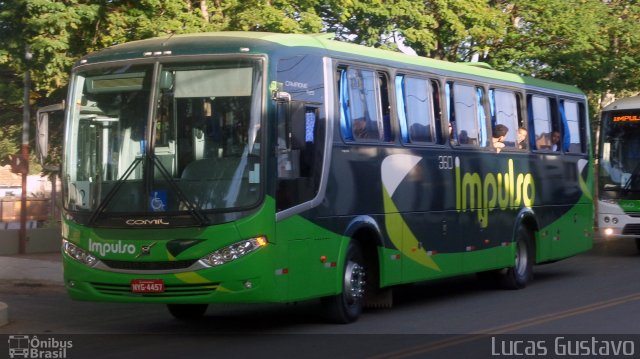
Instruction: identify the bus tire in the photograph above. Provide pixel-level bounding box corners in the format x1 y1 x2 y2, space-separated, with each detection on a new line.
501 226 533 290
167 304 208 320
322 241 366 324
635 238 640 253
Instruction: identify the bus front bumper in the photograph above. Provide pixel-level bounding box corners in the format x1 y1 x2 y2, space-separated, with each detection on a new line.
62 251 281 304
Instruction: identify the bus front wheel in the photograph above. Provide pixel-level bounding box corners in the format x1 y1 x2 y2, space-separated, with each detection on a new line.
167 304 208 320
322 241 366 324
501 226 533 289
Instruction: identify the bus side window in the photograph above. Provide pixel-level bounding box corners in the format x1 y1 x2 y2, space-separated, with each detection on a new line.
276 102 324 211
489 89 521 150
450 82 482 146
340 67 392 142
560 99 586 154
528 94 561 151
396 75 436 144
432 80 443 144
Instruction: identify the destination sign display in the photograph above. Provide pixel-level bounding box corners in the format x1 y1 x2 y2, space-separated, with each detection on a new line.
613 115 640 122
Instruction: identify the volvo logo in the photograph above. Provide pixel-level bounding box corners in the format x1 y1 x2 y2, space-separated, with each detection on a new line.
125 219 170 226
136 241 157 258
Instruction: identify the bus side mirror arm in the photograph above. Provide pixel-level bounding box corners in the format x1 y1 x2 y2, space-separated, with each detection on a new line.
272 90 291 103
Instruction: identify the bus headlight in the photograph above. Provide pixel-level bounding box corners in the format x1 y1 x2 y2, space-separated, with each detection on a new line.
63 239 98 267
200 236 267 267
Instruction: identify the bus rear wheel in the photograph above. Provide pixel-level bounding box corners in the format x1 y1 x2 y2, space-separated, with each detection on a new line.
322 241 366 324
501 226 533 289
167 304 208 320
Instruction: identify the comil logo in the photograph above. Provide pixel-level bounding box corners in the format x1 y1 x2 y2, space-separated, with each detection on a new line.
8 335 73 359
125 218 170 226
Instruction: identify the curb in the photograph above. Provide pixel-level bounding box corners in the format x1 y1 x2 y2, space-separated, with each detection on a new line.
0 301 7 327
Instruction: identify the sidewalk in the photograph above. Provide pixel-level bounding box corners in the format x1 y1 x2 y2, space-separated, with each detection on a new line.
0 252 63 284
0 252 63 327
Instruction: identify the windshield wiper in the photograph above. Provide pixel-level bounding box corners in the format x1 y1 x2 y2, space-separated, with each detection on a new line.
88 154 209 226
150 154 209 226
88 157 143 225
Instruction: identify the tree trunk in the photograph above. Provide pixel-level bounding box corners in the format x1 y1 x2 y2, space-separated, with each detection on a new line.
200 1 210 22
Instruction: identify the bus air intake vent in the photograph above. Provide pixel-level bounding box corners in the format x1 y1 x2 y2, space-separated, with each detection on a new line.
101 259 198 271
622 224 640 235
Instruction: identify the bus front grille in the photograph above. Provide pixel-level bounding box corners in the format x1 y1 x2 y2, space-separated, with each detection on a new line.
622 224 640 235
90 282 219 297
101 259 198 271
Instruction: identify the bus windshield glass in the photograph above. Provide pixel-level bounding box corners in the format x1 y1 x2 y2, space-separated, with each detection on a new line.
599 109 640 196
63 60 263 220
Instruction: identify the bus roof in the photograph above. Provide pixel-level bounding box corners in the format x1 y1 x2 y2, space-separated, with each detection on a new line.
79 31 584 96
602 96 640 111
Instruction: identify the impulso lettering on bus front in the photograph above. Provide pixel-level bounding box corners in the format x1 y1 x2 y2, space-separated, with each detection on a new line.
439 155 535 228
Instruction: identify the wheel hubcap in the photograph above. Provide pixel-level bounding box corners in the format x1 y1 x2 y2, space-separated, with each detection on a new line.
515 239 528 277
344 261 366 303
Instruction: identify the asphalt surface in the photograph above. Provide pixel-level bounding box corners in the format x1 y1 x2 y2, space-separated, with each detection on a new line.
0 252 62 327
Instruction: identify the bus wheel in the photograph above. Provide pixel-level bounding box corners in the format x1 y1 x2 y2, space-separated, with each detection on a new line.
635 238 640 253
322 241 366 324
501 226 533 289
167 304 208 320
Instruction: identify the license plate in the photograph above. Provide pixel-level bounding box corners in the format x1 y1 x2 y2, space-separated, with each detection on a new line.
131 279 165 293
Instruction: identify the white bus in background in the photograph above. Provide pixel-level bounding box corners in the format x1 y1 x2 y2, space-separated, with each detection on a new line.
598 96 640 251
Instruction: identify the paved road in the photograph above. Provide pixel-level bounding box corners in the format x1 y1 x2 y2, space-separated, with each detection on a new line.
0 238 639 358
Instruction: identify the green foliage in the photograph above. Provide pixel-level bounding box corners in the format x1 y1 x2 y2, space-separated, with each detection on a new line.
1 0 640 168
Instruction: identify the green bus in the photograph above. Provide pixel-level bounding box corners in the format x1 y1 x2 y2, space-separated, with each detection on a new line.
61 32 594 323
597 96 640 251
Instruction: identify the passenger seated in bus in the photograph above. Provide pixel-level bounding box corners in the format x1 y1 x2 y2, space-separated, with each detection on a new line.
353 117 377 139
492 124 509 153
448 122 455 144
551 131 561 151
458 130 470 144
536 133 551 150
517 127 528 149
410 123 430 142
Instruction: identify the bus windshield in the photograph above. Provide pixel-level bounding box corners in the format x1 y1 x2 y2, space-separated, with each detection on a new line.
63 60 263 222
599 109 640 196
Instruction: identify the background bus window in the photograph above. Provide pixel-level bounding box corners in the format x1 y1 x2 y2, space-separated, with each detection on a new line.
490 89 520 149
396 75 435 144
561 100 585 153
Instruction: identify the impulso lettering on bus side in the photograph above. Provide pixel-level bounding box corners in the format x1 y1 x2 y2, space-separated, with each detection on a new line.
438 155 535 228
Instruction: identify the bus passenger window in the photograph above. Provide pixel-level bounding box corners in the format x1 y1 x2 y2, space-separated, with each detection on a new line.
528 95 558 151
396 75 436 144
561 100 585 153
340 67 391 142
450 83 482 146
490 89 521 150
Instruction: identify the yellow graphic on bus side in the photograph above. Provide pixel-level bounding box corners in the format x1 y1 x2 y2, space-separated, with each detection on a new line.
381 155 440 272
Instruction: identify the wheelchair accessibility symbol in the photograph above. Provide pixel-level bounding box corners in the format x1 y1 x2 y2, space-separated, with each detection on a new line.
150 191 167 212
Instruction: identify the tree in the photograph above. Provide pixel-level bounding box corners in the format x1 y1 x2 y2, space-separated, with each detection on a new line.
2 0 640 167
488 0 640 110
